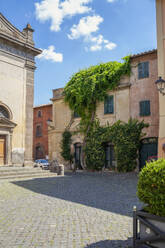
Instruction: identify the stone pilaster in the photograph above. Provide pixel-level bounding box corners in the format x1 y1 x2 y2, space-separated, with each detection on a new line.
156 0 165 157
24 61 36 166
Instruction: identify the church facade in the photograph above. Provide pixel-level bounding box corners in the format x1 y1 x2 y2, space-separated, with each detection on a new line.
0 13 41 166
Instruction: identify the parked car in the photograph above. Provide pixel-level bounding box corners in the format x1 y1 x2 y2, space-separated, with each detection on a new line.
34 159 50 169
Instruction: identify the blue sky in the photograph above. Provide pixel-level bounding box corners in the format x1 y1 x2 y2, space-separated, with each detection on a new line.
0 0 156 106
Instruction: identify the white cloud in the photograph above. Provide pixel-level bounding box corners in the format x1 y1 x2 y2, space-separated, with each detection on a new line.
107 0 116 2
68 15 103 39
68 16 117 52
37 45 63 62
89 34 117 51
35 0 92 31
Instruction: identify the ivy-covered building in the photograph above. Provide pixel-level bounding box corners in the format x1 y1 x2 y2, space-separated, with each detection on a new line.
48 49 159 171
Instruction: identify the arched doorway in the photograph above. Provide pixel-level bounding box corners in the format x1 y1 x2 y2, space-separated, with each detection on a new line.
74 143 82 169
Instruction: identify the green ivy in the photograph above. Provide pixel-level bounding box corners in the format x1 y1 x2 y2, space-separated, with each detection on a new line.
85 120 106 170
64 56 131 129
85 119 148 172
62 56 148 171
61 130 73 162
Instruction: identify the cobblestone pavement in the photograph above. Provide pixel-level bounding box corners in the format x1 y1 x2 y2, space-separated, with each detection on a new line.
0 172 142 248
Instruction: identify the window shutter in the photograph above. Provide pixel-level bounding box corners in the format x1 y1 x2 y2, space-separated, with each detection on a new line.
140 101 143 116
104 95 114 114
138 62 149 79
138 63 143 79
145 101 150 115
104 97 108 114
144 62 149 78
140 100 150 116
109 95 114 114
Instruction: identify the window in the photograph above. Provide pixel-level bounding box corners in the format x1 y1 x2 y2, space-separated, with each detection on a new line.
104 95 114 114
0 105 10 119
38 110 42 118
140 100 150 116
74 111 80 118
138 62 149 79
36 125 42 137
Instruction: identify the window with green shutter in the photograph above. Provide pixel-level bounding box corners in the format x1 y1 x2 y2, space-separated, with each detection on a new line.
140 100 150 116
104 95 114 114
138 62 149 79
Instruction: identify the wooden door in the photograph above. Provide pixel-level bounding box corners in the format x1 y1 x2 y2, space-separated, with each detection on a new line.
0 136 5 165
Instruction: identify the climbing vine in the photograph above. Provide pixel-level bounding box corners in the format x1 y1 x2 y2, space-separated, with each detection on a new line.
85 119 149 172
63 56 131 168
61 130 73 163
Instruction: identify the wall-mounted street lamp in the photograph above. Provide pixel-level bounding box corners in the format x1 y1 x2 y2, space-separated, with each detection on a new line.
155 76 165 95
47 119 54 130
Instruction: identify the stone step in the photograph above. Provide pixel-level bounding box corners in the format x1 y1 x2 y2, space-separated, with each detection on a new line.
0 167 57 180
0 169 49 176
0 172 57 180
0 167 42 173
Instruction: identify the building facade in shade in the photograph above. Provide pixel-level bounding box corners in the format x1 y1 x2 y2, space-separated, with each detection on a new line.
33 104 52 160
0 13 41 166
156 0 165 158
48 50 159 170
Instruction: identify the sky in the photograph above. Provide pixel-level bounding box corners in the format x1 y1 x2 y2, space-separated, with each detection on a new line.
0 0 156 106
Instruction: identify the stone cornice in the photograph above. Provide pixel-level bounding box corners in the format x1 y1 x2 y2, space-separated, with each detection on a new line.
0 33 41 56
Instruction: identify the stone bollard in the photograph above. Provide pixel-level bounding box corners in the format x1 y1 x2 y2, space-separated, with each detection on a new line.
58 164 64 176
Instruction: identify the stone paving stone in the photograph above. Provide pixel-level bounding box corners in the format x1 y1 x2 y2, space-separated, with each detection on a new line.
0 172 142 248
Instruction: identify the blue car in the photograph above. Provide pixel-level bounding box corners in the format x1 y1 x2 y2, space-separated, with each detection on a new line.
34 159 50 169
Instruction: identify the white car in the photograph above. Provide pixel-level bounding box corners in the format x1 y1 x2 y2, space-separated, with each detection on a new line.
34 159 50 169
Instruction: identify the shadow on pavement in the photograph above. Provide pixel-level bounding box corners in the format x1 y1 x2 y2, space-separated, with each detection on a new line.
12 171 141 217
84 238 133 248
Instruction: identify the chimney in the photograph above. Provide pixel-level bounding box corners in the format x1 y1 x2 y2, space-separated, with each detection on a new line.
23 23 34 46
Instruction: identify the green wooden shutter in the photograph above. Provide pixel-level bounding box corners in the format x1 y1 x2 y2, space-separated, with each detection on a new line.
140 100 150 116
138 63 143 79
138 62 149 79
145 100 150 116
109 95 114 113
104 95 114 114
144 62 149 78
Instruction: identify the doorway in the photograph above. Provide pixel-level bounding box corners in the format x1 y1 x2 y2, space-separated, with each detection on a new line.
74 143 82 169
105 143 116 169
139 137 158 170
0 136 6 165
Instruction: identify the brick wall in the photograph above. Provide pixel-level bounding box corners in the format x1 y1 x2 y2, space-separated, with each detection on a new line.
33 104 52 160
130 51 159 138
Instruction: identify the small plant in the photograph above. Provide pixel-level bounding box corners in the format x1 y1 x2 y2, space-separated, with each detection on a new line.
137 159 165 217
